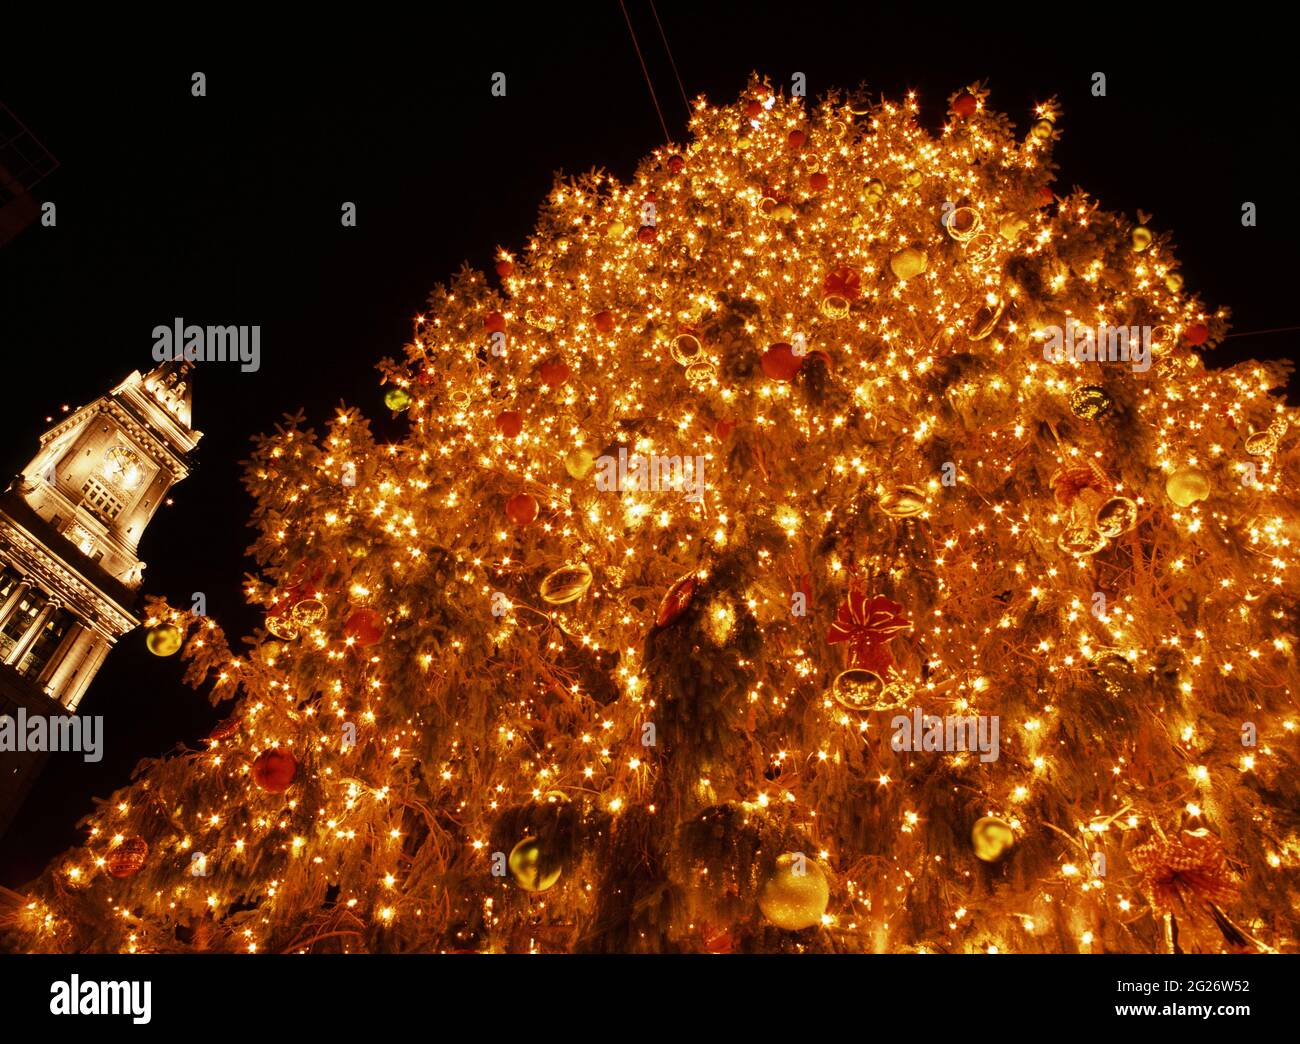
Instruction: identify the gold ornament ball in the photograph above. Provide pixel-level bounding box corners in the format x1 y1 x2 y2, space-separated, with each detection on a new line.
758 853 830 931
1166 468 1211 507
1056 526 1108 557
890 247 927 280
1069 385 1113 420
1029 118 1054 141
963 233 996 263
831 668 889 712
565 448 596 480
145 623 182 657
972 816 1015 862
945 206 981 242
1165 272 1184 292
539 563 593 606
1095 496 1138 538
604 220 626 240
863 178 885 203
384 387 411 412
878 485 928 518
998 214 1028 243
685 361 718 386
1244 430 1278 456
290 598 327 627
767 202 795 223
821 294 851 319
265 614 301 640
1131 226 1152 252
508 836 561 892
670 333 703 366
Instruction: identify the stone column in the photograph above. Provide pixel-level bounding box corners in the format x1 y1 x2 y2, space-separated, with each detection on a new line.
0 579 31 630
63 635 111 714
6 598 58 667
37 618 86 690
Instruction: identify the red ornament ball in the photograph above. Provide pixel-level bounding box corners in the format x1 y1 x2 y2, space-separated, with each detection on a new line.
107 836 148 878
656 574 698 627
761 343 804 382
666 155 684 173
252 749 298 793
594 310 616 334
809 172 829 192
344 608 385 647
952 93 978 118
495 259 515 278
787 129 806 149
484 311 506 334
540 359 571 385
496 410 523 438
1036 186 1055 207
637 224 658 243
1185 324 1209 346
506 492 539 526
744 100 762 118
715 419 736 441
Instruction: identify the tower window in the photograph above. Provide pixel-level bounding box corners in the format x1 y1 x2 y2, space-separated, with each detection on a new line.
0 565 23 601
81 476 123 521
66 523 95 556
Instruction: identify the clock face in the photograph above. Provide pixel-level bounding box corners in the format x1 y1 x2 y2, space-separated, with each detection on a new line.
103 444 145 491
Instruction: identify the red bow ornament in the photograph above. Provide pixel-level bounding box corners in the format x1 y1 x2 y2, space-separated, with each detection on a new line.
826 591 911 673
821 266 862 300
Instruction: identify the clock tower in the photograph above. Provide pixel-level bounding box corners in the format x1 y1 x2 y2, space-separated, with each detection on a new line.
0 360 200 834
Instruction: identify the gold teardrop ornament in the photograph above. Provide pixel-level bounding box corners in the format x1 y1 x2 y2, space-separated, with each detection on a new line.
969 299 1004 341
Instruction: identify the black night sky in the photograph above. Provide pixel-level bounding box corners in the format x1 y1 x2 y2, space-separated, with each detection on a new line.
0 6 1296 884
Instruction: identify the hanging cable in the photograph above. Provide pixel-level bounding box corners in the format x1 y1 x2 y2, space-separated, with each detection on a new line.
619 0 672 144
648 0 691 118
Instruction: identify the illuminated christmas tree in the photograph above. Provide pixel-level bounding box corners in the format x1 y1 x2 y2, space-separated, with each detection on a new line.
7 78 1299 954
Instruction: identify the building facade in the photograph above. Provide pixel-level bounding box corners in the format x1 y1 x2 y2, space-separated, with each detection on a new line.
0 360 199 834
